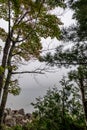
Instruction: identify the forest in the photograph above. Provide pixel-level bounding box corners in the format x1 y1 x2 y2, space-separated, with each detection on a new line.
0 0 87 130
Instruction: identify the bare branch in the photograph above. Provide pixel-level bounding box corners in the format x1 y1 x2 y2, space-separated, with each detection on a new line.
12 71 44 75
11 66 51 75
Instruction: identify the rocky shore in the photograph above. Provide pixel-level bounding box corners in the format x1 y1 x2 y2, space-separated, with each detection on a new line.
4 108 32 127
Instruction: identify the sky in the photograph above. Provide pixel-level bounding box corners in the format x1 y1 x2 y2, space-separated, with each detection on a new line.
0 8 75 113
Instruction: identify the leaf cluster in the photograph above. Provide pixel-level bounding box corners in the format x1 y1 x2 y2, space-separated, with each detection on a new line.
40 43 87 67
31 78 85 130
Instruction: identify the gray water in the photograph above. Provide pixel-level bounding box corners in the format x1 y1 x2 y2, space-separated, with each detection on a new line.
6 67 68 113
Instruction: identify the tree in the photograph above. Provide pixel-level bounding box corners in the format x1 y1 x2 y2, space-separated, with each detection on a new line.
40 0 87 65
39 0 87 127
41 42 87 66
68 66 87 126
32 88 62 130
31 79 85 130
60 77 85 129
0 0 65 127
68 0 87 41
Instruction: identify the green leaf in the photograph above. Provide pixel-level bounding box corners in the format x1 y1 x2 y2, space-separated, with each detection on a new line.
0 27 7 41
8 79 21 96
0 66 4 75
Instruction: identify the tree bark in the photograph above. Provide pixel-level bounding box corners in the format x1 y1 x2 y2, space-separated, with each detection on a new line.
0 41 15 126
0 37 11 98
62 87 65 130
0 0 12 99
0 69 12 126
79 78 87 128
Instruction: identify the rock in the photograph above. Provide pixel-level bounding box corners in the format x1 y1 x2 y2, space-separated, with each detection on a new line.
18 108 25 115
5 115 16 127
25 113 32 119
14 114 24 120
12 110 18 115
4 108 33 127
22 119 29 124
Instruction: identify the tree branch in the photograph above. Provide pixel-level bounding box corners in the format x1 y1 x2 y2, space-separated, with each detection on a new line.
15 1 44 43
48 62 87 66
12 71 44 75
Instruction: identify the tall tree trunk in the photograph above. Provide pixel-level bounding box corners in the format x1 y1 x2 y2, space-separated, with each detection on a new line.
79 78 87 128
0 37 11 98
0 41 15 127
0 70 12 127
62 87 65 130
0 0 11 98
